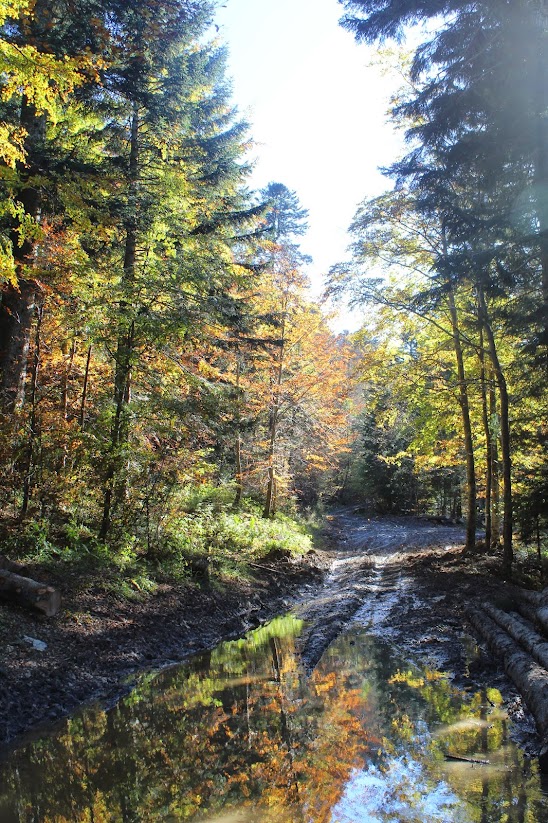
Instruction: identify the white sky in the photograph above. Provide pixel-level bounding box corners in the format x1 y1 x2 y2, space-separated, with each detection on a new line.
214 0 405 329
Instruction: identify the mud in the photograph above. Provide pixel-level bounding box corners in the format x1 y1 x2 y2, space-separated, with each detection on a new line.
0 555 323 751
297 509 541 756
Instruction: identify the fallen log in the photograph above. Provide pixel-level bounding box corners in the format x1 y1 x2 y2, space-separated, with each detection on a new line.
0 570 60 617
514 599 541 627
506 587 548 638
467 607 548 765
510 587 542 607
537 608 548 637
445 753 490 765
482 603 548 672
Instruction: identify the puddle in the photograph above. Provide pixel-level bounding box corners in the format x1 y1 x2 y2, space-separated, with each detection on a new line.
0 613 547 822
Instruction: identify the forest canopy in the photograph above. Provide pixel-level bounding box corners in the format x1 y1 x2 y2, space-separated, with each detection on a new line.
0 0 546 584
0 0 354 583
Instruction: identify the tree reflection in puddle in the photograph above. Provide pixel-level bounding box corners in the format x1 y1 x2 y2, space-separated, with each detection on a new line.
0 614 547 822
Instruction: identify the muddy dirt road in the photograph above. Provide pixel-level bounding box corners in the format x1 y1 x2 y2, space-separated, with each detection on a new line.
1 508 542 758
298 510 471 671
297 509 541 755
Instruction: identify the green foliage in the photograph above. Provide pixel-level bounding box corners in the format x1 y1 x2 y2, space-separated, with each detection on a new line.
160 491 313 580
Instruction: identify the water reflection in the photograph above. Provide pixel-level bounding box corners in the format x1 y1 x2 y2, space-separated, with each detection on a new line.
0 613 546 822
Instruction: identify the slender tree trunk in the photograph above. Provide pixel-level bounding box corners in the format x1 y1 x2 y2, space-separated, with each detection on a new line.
100 104 139 538
234 433 243 507
0 98 45 411
21 303 43 518
263 424 278 519
61 338 77 420
477 284 513 574
100 321 135 539
79 344 92 429
58 338 77 472
447 286 477 551
478 323 492 548
263 314 285 518
489 380 501 546
534 25 548 358
442 227 476 550
234 350 243 507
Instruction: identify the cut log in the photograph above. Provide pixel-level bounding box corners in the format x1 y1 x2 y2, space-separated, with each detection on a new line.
514 599 541 627
0 570 60 617
482 603 548 672
537 606 548 637
0 555 27 574
510 587 542 607
445 753 490 765
467 607 548 763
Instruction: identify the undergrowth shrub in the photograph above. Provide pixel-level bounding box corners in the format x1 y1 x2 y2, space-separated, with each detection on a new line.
1 483 315 595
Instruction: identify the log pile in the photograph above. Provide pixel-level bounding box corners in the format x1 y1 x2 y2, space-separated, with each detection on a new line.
468 587 548 769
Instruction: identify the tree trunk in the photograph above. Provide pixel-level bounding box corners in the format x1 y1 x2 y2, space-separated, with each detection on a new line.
447 285 477 551
21 303 43 518
233 351 243 507
263 313 285 519
61 338 77 420
489 381 501 546
79 344 92 429
482 602 548 672
100 104 139 538
0 98 45 411
100 321 135 539
442 223 476 551
467 607 548 762
0 555 27 574
534 23 548 360
477 284 513 575
478 323 492 548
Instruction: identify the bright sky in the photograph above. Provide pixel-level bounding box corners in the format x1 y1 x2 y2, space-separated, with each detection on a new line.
214 0 405 328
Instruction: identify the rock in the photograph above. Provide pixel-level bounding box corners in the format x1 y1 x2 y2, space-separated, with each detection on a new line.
22 636 47 652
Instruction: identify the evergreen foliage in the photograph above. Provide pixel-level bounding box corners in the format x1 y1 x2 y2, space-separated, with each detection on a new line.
0 0 354 579
333 0 548 571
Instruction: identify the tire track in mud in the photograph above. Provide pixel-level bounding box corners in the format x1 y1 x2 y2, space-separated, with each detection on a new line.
296 510 467 673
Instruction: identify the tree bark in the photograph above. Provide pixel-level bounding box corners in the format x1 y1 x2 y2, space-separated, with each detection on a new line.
482 602 548 672
533 18 548 360
489 380 501 546
233 350 243 507
447 285 477 551
21 302 43 518
263 305 286 518
477 284 513 575
478 323 492 548
79 344 92 429
100 103 139 538
468 607 548 760
0 555 27 574
0 97 45 411
442 224 476 551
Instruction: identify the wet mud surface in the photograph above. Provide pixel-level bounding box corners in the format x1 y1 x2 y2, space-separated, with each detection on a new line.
297 509 541 755
0 556 322 750
0 508 542 756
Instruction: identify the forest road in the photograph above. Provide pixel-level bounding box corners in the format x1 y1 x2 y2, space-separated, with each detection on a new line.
296 509 481 679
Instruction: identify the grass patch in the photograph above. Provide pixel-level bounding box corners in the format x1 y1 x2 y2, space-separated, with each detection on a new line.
0 487 317 598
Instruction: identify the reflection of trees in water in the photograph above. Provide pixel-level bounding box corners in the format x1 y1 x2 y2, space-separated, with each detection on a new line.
0 619 546 822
